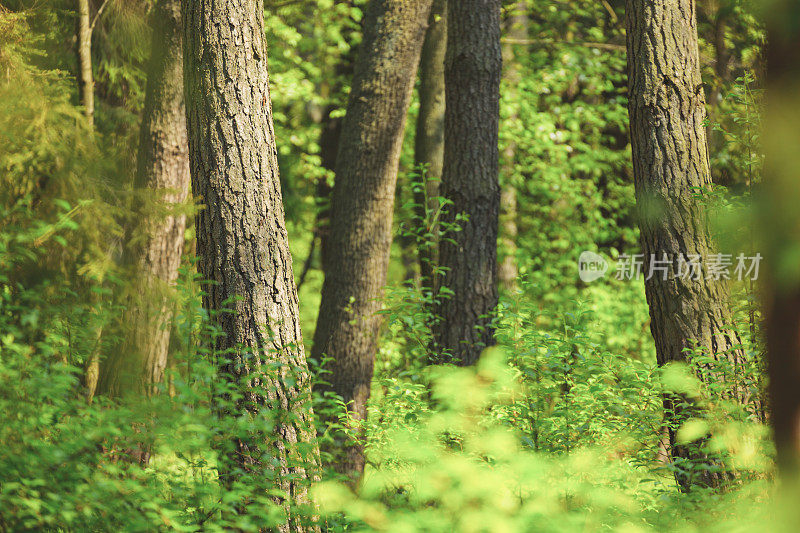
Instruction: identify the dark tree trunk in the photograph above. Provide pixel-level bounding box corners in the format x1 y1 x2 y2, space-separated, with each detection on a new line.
762 0 800 478
311 0 432 480
704 2 733 186
182 0 319 525
307 0 358 282
314 5 360 277
712 7 732 90
432 0 502 366
498 1 528 293
626 0 748 491
97 0 190 398
413 0 446 294
76 0 94 125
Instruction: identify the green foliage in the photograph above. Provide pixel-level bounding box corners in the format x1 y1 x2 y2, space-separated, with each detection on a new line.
500 0 635 306
317 346 773 532
0 210 321 531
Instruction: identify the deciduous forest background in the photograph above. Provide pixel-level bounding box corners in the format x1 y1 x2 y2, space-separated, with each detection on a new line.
1 0 800 531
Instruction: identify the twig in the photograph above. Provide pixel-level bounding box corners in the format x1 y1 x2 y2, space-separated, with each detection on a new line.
296 232 317 291
267 0 305 10
600 0 619 23
33 202 88 247
501 37 626 52
90 0 113 33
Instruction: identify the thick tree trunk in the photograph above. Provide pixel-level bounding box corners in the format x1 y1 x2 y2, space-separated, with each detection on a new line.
413 0 446 294
97 0 189 398
432 0 502 366
626 0 747 491
76 0 94 125
182 0 319 526
498 2 527 293
762 0 800 478
312 0 432 480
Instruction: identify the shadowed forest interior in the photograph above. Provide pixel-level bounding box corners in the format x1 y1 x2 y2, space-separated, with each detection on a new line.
2 0 800 531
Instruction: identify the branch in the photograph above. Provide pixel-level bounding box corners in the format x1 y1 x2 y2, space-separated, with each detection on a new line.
267 0 305 10
90 0 113 34
600 0 619 24
295 232 317 291
501 37 626 52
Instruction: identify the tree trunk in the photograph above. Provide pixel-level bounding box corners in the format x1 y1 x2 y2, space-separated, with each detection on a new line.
182 0 319 526
96 0 189 398
413 0 446 295
314 4 360 277
432 0 502 366
498 2 528 293
76 0 94 125
626 0 747 491
76 0 98 400
705 1 733 186
762 0 800 478
311 0 432 481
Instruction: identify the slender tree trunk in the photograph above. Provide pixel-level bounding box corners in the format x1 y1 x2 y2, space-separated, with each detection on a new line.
77 0 94 125
76 0 99 401
413 0 446 294
626 0 748 491
312 0 432 481
315 77 349 277
712 6 732 93
705 2 732 186
498 2 527 293
312 1 361 279
762 0 800 478
398 209 421 284
96 0 189 398
182 0 320 526
498 187 518 290
432 0 502 366
82 326 102 403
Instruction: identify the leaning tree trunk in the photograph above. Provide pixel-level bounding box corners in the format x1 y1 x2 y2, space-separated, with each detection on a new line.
312 0 432 481
96 0 190 399
76 0 94 125
432 0 502 366
182 0 319 527
762 0 800 478
498 1 528 293
413 0 446 295
626 0 749 491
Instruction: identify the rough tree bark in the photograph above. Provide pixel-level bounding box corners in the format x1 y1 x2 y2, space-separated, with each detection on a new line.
311 0 432 480
432 0 502 366
182 0 319 526
76 0 94 125
498 1 528 293
96 0 190 398
762 0 800 478
413 0 446 294
626 0 748 491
